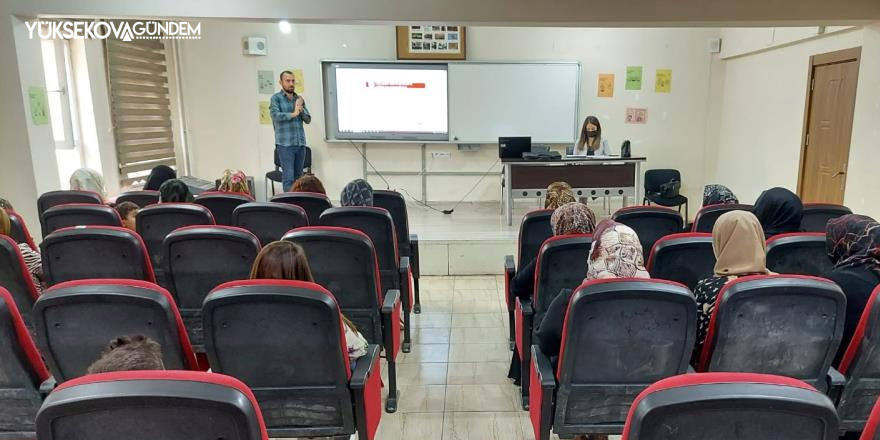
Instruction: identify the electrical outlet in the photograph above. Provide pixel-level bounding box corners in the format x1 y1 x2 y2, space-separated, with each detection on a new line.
431 152 451 159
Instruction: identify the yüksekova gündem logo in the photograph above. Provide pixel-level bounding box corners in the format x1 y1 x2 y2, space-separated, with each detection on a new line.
26 20 201 41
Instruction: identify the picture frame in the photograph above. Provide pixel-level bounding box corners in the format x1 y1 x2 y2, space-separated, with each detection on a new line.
396 25 467 60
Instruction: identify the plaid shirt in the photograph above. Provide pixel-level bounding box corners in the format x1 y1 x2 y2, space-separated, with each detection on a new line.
269 90 311 147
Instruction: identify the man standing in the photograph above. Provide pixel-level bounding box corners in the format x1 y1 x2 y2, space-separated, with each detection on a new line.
270 70 311 192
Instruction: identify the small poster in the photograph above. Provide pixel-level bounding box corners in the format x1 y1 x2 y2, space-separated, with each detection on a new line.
258 70 274 94
626 66 643 90
625 107 648 124
598 73 614 98
397 25 467 60
655 69 672 93
28 86 49 125
283 68 305 94
259 101 271 124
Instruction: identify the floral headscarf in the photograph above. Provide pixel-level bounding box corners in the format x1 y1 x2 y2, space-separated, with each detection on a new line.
218 169 250 195
550 202 596 236
545 181 576 210
826 214 880 276
586 219 650 280
702 184 739 206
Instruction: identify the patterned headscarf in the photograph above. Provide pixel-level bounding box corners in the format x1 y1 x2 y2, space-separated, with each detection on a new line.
586 219 650 280
826 214 880 276
550 202 596 236
218 169 250 195
702 184 739 206
69 168 106 199
545 181 576 209
158 179 194 203
341 179 374 207
753 187 803 238
712 210 770 277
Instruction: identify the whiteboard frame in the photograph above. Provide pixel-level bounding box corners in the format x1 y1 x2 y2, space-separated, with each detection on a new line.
321 59 581 144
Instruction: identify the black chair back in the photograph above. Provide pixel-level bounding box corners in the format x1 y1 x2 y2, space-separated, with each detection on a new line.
533 234 593 321
801 203 852 232
692 203 753 233
612 206 684 255
766 233 833 276
516 209 554 270
319 207 399 291
115 190 160 208
37 190 102 216
0 236 41 329
41 226 155 286
271 192 332 225
136 203 215 273
644 169 680 194
837 285 880 431
40 203 122 237
7 210 37 250
647 233 716 291
232 202 308 246
194 192 255 226
373 190 413 259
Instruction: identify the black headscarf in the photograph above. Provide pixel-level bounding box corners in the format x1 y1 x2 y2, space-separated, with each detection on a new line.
753 187 803 239
826 214 880 276
144 165 177 191
158 179 194 203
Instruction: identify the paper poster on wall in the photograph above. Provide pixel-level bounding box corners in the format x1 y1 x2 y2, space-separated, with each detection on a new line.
655 69 672 93
626 66 643 90
258 70 275 94
625 107 648 124
283 69 305 94
598 73 614 97
28 87 49 125
259 101 272 124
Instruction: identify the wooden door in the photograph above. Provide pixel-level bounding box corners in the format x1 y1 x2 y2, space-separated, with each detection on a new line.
798 47 861 204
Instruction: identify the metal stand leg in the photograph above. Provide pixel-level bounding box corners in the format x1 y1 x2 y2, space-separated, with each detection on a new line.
504 164 513 226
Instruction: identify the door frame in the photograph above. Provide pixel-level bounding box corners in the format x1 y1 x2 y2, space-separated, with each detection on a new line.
796 46 861 199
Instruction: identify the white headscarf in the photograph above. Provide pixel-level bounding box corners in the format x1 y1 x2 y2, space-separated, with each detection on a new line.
69 168 106 199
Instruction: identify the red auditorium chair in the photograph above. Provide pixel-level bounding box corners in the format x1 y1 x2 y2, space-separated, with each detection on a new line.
41 225 155 286
193 191 255 226
612 205 684 255
766 232 833 276
0 236 41 330
6 209 37 251
284 226 402 413
232 201 308 246
802 203 852 233
40 203 122 237
529 279 696 440
36 190 103 217
203 280 383 439
32 279 199 382
691 203 753 232
698 275 845 391
320 206 414 352
373 190 421 314
647 232 716 291
35 371 268 440
161 225 260 352
621 373 839 440
861 397 880 439
503 209 554 349
271 191 332 225
115 189 160 208
516 233 592 408
0 287 50 439
834 285 880 433
136 203 215 280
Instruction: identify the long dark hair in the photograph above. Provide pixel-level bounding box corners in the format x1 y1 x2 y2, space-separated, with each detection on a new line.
576 116 602 151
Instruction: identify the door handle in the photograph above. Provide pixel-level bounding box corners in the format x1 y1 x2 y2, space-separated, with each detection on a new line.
832 171 846 178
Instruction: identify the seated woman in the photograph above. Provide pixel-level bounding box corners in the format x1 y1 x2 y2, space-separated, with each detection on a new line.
158 179 194 203
340 178 373 207
144 165 176 191
250 241 368 362
544 181 576 209
0 207 44 292
825 214 880 366
218 169 251 196
702 184 739 206
290 174 327 195
87 335 165 374
692 210 770 358
573 115 611 156
753 187 803 239
69 168 107 201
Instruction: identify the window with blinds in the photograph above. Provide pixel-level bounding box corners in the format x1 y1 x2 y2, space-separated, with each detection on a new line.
105 38 176 187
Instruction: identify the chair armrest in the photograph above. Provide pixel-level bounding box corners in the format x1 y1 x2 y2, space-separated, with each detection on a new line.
39 376 57 397
504 255 515 309
351 344 383 440
399 256 410 272
381 289 402 359
529 345 556 440
409 234 419 274
350 344 381 389
516 297 534 316
531 345 556 389
504 255 515 272
826 367 845 403
382 289 401 315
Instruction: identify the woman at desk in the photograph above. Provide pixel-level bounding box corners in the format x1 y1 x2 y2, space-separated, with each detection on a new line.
572 115 611 156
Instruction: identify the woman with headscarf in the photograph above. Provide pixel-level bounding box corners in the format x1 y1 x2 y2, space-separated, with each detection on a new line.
69 168 106 200
545 181 576 209
340 179 374 207
824 214 880 366
507 202 598 385
218 169 251 196
702 184 739 206
753 187 803 239
144 165 176 191
693 210 771 355
158 179 194 203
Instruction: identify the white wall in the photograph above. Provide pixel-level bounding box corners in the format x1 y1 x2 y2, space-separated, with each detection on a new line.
179 22 719 205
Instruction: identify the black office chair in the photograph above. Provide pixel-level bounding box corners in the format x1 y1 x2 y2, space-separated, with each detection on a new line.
265 147 313 198
643 169 688 220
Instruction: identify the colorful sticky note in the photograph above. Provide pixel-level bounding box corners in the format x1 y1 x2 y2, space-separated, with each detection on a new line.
598 73 614 98
655 69 672 93
259 101 271 125
625 107 648 124
28 87 49 125
258 70 274 94
626 66 643 90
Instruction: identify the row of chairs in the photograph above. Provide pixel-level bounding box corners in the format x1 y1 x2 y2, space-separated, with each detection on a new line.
524 276 880 438
0 279 384 439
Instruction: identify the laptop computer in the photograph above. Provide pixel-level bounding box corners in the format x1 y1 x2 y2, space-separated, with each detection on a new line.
498 136 531 159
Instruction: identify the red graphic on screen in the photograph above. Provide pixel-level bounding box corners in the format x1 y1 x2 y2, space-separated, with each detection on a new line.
364 82 426 89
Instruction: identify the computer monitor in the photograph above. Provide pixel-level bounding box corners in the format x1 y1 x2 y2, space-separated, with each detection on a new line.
498 136 531 159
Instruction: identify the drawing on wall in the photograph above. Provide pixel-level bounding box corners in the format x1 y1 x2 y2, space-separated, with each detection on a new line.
258 70 275 94
655 69 672 93
259 101 271 124
625 107 648 124
626 66 643 90
598 73 614 98
28 87 49 125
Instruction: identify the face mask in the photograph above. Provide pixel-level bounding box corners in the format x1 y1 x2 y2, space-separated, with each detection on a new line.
586 130 598 138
